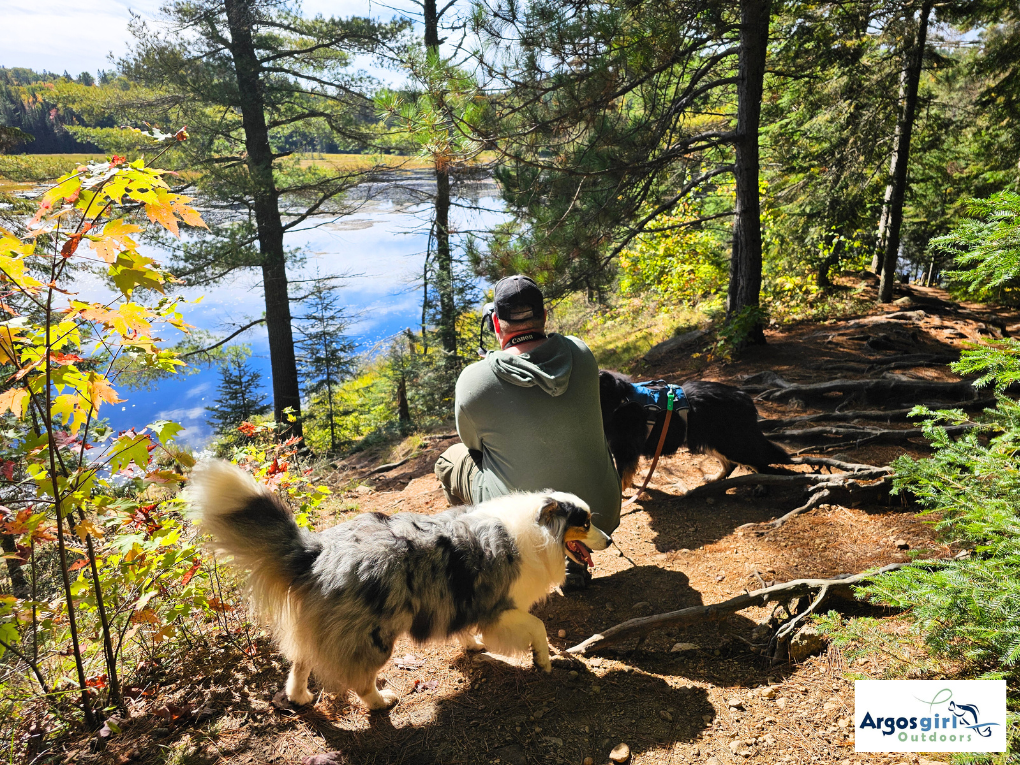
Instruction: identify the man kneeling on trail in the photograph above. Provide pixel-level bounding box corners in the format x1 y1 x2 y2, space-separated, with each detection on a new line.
434 275 621 591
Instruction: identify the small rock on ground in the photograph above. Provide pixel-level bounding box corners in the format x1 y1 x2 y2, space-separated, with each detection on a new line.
789 624 827 662
671 642 699 653
609 742 631 763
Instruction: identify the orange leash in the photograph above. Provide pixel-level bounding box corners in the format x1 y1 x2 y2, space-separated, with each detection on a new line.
621 390 676 507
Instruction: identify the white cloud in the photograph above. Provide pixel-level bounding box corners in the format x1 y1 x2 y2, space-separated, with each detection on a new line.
2 0 425 76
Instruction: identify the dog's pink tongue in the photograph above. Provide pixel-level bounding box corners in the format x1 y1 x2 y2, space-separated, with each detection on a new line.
567 541 593 567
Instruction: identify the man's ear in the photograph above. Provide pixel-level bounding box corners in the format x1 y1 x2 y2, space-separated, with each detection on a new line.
538 497 562 527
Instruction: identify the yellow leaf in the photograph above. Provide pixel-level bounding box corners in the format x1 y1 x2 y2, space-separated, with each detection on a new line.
170 200 208 230
145 190 179 236
51 393 78 429
74 518 103 543
88 374 124 407
88 218 142 264
0 324 23 365
0 255 44 292
41 173 81 208
0 388 28 417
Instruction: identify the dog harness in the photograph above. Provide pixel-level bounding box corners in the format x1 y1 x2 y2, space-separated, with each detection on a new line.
626 381 691 428
621 382 689 507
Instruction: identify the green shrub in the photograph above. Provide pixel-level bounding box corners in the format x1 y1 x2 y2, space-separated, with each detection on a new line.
848 192 1020 762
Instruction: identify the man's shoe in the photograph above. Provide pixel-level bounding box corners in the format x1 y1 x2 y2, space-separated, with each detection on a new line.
562 559 592 593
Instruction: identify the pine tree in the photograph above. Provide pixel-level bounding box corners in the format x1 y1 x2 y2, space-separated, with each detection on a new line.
856 193 1020 671
205 346 272 435
295 279 357 452
117 1 407 437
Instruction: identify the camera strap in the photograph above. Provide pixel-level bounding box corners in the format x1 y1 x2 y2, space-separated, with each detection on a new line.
503 332 547 348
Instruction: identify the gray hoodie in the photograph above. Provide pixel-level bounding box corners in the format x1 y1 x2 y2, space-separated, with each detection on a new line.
454 334 621 533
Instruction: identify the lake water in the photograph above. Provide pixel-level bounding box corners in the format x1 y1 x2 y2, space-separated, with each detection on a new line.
98 170 504 447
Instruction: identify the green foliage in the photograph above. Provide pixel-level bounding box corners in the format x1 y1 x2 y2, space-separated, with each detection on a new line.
0 69 102 154
295 278 357 452
303 365 397 453
618 194 729 309
548 293 702 371
0 141 211 730
935 191 1020 301
856 203 1020 680
814 612 944 679
205 346 272 436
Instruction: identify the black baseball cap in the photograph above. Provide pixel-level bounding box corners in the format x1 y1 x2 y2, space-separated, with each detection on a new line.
493 275 545 322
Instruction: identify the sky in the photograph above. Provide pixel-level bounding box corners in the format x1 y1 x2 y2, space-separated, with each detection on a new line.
1 0 421 77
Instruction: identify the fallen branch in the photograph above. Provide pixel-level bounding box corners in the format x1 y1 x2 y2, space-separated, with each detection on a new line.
758 377 977 404
680 473 822 499
775 585 829 643
566 563 906 655
764 488 834 528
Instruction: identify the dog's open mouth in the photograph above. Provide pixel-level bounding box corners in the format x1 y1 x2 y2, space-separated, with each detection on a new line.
565 540 593 567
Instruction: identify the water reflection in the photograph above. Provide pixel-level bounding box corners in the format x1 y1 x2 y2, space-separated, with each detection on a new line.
105 171 502 447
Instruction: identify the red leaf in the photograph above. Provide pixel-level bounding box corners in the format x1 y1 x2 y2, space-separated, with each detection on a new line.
180 558 201 586
86 674 108 689
69 558 90 572
1 461 14 481
266 459 288 476
52 351 84 363
60 233 82 258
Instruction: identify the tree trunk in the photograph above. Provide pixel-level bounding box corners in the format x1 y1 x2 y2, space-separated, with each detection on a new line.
224 0 303 436
397 374 411 425
816 234 843 288
435 166 456 360
872 66 908 274
1 533 29 599
424 0 457 364
726 0 771 346
877 1 933 303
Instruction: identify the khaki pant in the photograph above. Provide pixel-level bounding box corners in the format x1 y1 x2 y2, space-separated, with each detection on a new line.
434 443 482 506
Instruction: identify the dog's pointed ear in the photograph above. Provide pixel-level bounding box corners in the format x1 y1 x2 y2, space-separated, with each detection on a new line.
538 497 562 526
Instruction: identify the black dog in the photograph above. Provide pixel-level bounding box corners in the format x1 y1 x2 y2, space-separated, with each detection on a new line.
598 370 792 489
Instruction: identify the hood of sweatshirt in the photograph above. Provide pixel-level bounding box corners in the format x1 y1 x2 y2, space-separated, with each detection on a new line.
486 333 573 396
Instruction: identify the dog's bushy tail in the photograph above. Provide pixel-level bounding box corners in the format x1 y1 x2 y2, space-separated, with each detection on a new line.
188 460 319 632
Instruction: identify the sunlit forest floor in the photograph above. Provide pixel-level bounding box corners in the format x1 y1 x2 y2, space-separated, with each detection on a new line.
46 274 1018 765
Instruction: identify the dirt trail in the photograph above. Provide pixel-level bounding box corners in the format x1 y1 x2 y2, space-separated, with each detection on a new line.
81 280 1019 765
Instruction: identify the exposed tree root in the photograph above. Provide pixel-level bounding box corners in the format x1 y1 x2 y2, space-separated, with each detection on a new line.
770 423 976 445
761 399 994 431
566 563 906 655
680 465 890 501
790 455 893 473
364 457 411 475
757 377 977 404
744 474 893 531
